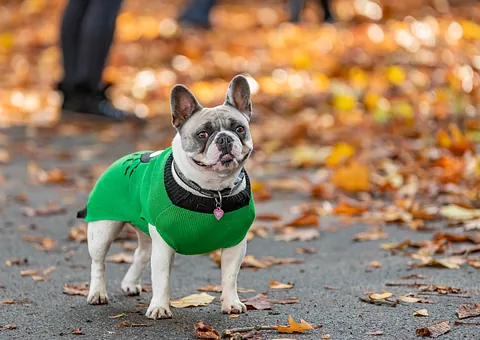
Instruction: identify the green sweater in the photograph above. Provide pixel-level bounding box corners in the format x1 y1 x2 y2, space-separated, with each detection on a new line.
79 148 255 255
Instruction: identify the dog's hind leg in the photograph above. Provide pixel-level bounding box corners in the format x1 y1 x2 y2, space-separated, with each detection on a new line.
87 220 124 305
121 228 152 296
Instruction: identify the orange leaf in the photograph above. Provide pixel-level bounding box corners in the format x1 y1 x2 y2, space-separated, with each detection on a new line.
333 200 368 216
275 315 315 334
286 213 319 227
331 161 370 192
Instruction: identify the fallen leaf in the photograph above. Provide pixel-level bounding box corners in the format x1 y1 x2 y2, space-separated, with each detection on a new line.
367 261 382 268
414 309 429 317
286 213 319 227
256 213 282 221
193 321 221 339
20 269 40 276
32 275 50 281
35 237 57 251
115 321 153 327
416 320 450 338
321 334 331 339
0 299 14 305
467 257 480 268
397 296 433 304
229 315 239 318
269 280 294 289
63 282 89 296
354 226 388 242
275 315 315 334
333 199 368 216
397 274 427 280
4 258 24 267
366 330 384 336
439 205 480 221
413 255 466 269
242 255 270 269
295 247 317 254
325 142 355 167
369 290 392 300
268 297 300 305
241 293 272 310
21 201 67 217
3 324 17 330
196 285 255 293
331 161 370 192
71 328 84 335
108 313 127 319
324 285 338 290
68 224 88 242
456 303 480 319
42 266 56 275
105 253 133 264
170 293 215 308
275 228 320 242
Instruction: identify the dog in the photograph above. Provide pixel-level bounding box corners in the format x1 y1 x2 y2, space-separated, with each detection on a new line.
77 75 256 320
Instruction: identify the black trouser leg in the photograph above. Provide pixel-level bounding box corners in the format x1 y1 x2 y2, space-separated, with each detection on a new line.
60 0 90 89
178 0 216 28
288 0 304 23
75 0 124 91
320 0 334 22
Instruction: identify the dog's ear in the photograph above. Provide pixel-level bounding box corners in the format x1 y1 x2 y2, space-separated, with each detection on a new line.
224 75 252 120
171 85 202 128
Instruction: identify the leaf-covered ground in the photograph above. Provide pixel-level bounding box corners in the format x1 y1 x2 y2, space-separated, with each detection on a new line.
1 0 480 339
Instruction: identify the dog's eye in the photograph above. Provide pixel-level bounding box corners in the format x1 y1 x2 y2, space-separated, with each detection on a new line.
235 126 245 133
197 131 208 139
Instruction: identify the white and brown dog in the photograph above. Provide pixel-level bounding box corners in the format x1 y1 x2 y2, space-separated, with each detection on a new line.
79 75 255 320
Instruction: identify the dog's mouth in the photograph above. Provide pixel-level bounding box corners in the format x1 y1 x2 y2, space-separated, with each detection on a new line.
219 154 234 165
191 153 239 169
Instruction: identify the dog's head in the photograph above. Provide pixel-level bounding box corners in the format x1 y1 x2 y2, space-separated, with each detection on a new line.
171 75 253 175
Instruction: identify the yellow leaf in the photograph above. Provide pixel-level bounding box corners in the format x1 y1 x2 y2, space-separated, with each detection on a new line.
398 296 421 303
439 205 480 221
269 280 294 289
325 143 355 167
369 290 392 300
413 309 429 317
170 293 215 308
331 161 370 192
333 94 356 111
275 315 314 334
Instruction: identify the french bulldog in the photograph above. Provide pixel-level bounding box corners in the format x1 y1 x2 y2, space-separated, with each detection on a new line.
79 75 255 320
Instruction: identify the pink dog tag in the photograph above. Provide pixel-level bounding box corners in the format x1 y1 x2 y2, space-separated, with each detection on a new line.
214 207 224 220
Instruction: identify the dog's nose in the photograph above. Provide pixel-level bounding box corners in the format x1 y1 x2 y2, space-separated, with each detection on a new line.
216 133 233 153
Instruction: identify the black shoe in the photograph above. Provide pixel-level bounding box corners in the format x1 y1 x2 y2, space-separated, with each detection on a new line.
76 83 146 124
56 82 82 112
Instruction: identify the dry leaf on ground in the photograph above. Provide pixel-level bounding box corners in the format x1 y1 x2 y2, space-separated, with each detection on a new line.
193 321 221 339
241 293 272 310
42 266 56 275
295 247 317 254
369 290 392 300
367 261 382 268
4 258 26 267
32 275 50 281
286 213 319 227
105 253 133 264
71 328 84 335
256 213 282 221
412 255 465 269
333 199 368 215
416 320 450 338
68 224 87 242
354 226 388 242
414 309 429 317
274 315 315 334
275 228 320 242
35 237 57 252
122 242 137 251
269 280 294 289
196 285 255 293
0 299 15 305
21 201 67 217
2 324 17 330
331 161 370 192
366 330 384 336
63 282 89 296
321 334 331 339
20 269 40 276
170 293 215 308
467 257 480 268
456 303 480 319
397 296 433 304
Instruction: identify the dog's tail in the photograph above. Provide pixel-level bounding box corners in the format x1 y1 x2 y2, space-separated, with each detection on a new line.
76 207 87 219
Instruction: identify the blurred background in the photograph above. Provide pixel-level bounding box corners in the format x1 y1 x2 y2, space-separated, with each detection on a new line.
1 0 480 127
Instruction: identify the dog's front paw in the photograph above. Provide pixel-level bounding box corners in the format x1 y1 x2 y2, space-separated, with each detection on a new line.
146 304 173 320
121 281 142 296
87 288 109 305
221 299 247 314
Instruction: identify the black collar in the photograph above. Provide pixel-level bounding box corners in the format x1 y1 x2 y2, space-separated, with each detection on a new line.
164 153 251 213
